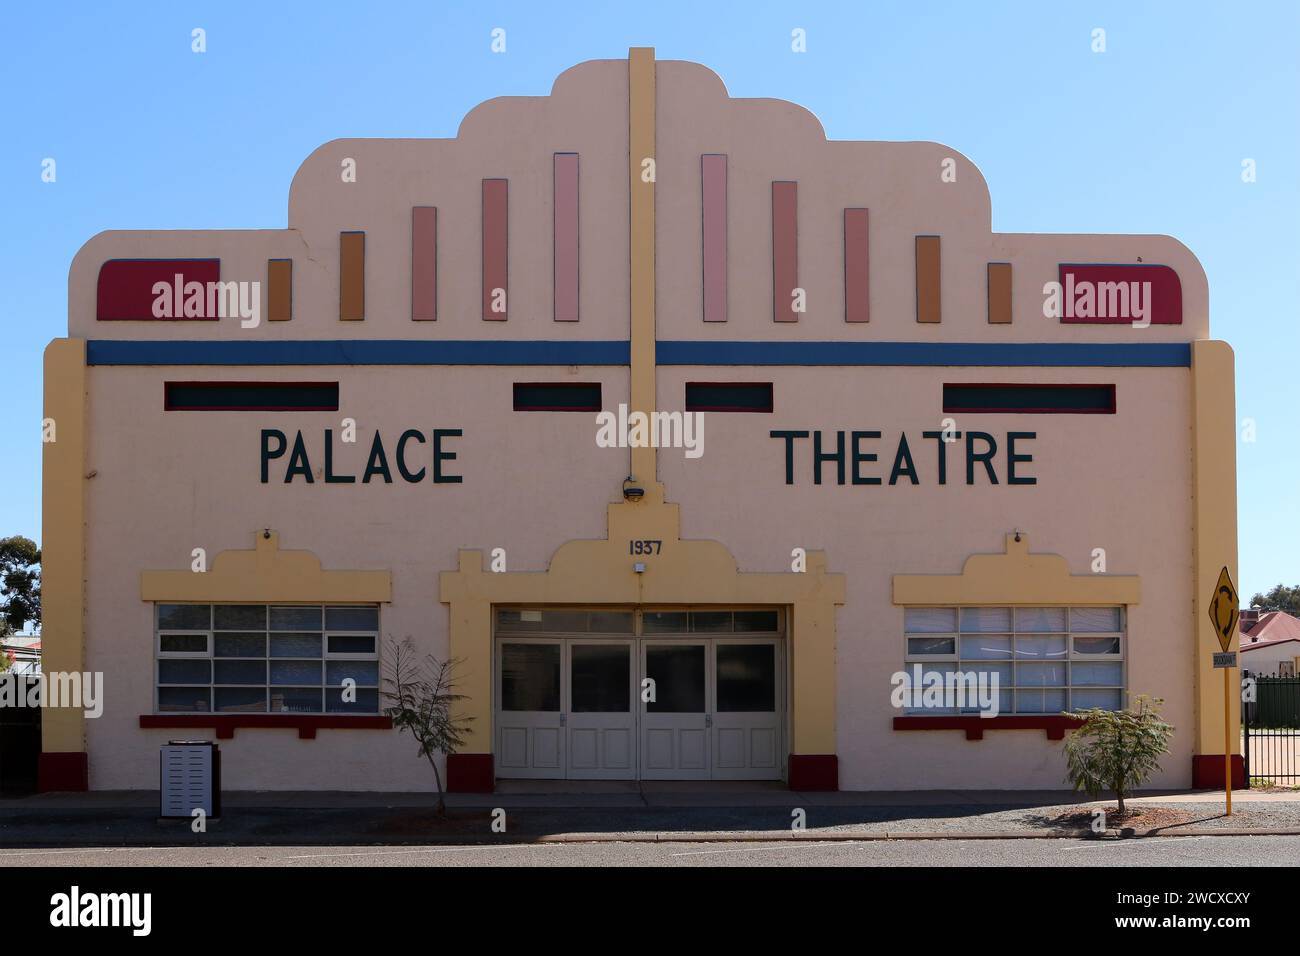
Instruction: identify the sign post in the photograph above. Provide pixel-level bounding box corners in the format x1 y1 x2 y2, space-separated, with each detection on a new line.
1208 566 1240 815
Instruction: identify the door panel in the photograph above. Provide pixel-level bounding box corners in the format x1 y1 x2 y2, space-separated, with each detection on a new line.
711 640 783 779
640 641 711 779
495 640 565 777
566 641 635 779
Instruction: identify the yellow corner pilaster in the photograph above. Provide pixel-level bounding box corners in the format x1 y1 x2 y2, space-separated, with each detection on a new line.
41 338 87 756
1191 340 1239 757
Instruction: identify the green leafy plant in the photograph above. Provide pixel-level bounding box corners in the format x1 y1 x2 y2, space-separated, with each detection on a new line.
380 637 473 816
0 536 41 634
1063 694 1173 815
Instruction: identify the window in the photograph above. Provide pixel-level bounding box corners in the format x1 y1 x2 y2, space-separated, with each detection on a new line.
685 382 773 413
155 604 380 714
903 606 1125 714
164 382 340 411
942 383 1115 414
512 382 602 411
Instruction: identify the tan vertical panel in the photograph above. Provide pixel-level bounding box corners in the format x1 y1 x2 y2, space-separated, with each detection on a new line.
41 339 87 764
987 261 1012 324
628 47 656 484
268 259 292 322
339 232 365 321
915 235 941 324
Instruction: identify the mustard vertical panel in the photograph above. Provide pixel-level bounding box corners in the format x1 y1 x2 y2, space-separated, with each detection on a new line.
268 259 292 322
339 231 365 321
916 235 941 324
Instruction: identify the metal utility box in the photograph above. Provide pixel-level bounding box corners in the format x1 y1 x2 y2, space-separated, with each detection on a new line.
159 740 221 819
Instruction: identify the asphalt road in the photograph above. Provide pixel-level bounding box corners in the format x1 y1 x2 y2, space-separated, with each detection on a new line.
3 834 1297 866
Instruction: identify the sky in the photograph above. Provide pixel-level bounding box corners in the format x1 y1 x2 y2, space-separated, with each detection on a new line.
1 0 1297 602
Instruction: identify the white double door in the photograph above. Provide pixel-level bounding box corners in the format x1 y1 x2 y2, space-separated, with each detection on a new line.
494 637 782 781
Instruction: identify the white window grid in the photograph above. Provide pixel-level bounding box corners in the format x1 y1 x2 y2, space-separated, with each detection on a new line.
155 604 381 714
903 606 1126 714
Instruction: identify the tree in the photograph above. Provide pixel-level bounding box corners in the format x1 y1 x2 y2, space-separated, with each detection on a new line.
380 637 473 816
1248 584 1300 615
1063 695 1173 816
0 536 41 633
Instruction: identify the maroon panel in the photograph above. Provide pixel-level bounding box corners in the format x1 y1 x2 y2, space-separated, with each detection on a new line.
893 715 1086 741
447 753 495 793
1191 754 1246 789
482 179 508 321
701 154 728 323
771 182 798 322
37 752 88 792
1056 263 1182 325
553 154 579 321
97 259 221 321
411 207 437 321
139 714 392 739
844 208 869 322
788 754 838 791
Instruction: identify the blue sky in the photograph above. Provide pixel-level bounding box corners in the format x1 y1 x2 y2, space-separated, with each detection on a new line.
2 1 1297 601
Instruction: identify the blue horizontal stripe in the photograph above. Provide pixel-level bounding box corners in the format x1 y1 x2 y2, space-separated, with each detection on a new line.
656 340 1191 367
87 339 631 366
85 339 1192 368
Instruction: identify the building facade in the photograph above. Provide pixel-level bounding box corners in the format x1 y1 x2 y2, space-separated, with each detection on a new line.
40 49 1240 793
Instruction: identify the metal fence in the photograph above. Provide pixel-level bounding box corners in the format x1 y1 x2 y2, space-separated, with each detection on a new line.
1243 675 1300 786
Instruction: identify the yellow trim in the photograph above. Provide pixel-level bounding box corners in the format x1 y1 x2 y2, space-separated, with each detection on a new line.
440 498 845 754
140 531 391 603
628 46 656 487
41 339 88 755
892 533 1141 606
1191 340 1239 755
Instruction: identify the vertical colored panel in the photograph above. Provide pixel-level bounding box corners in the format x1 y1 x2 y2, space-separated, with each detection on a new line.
553 155 579 322
987 261 1012 325
916 235 941 324
628 47 657 486
772 181 798 323
702 154 728 323
482 179 508 321
844 209 869 323
339 232 365 321
268 259 292 322
411 207 437 321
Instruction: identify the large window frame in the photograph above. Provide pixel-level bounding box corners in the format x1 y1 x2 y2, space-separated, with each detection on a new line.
154 604 381 715
903 605 1126 715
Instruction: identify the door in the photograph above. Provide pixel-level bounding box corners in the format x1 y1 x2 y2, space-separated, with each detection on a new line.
640 641 711 779
567 641 636 779
711 638 782 779
495 639 565 777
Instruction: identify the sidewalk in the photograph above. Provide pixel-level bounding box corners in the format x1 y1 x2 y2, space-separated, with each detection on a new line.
3 784 1298 847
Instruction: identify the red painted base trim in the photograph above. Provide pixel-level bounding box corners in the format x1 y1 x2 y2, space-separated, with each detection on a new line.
893 715 1085 740
447 753 494 793
38 752 88 792
139 714 392 739
789 754 838 791
1192 754 1246 789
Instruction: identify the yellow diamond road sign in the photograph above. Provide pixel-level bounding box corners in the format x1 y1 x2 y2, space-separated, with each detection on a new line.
1208 566 1239 653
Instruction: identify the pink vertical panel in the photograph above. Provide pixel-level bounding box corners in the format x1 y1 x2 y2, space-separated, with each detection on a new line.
844 208 869 323
701 154 727 323
482 179 508 321
772 181 798 322
411 207 437 321
553 154 579 322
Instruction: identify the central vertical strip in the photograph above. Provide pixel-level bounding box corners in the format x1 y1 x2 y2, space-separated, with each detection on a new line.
629 48 656 485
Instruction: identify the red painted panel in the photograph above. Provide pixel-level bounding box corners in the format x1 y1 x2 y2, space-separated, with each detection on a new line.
844 208 869 323
37 752 88 792
482 179 508 321
788 754 837 791
447 753 495 792
553 154 579 321
893 715 1085 740
771 182 798 322
411 207 437 321
1191 754 1245 789
97 259 221 321
702 154 728 323
138 714 392 738
1056 263 1182 325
